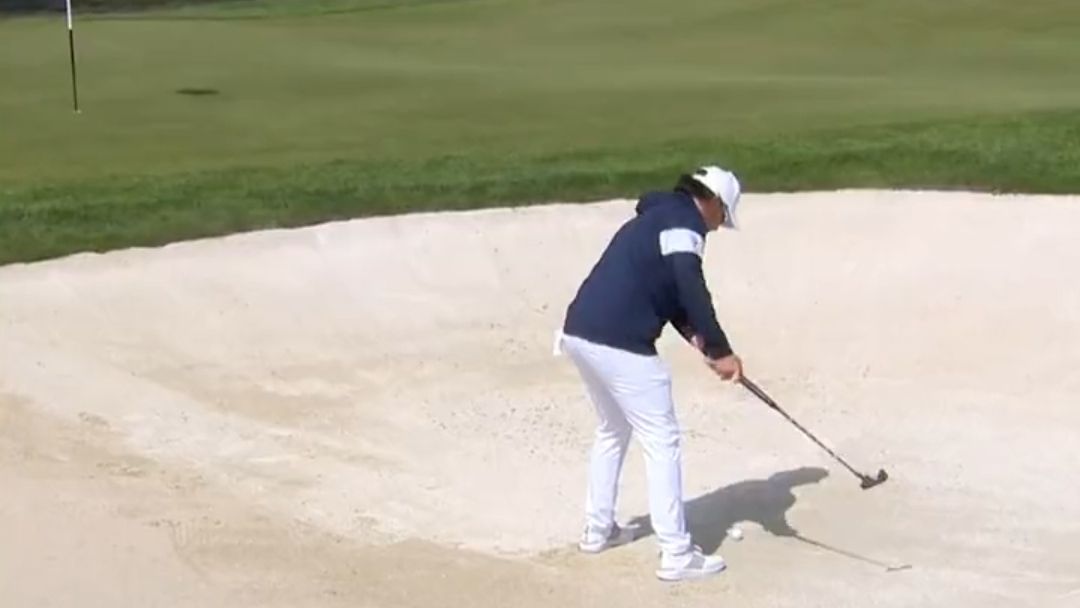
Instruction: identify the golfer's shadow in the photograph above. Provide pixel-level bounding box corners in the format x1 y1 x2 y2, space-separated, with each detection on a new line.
627 466 829 554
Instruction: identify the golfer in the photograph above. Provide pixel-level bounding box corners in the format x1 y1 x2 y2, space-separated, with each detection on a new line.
556 165 744 582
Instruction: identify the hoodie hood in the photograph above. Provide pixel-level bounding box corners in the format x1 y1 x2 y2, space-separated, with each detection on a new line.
635 190 693 216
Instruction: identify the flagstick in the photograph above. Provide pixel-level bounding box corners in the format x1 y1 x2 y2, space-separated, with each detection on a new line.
66 0 80 113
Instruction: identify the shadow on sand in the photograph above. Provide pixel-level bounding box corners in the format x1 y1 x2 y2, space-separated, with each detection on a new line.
628 466 829 554
626 466 913 571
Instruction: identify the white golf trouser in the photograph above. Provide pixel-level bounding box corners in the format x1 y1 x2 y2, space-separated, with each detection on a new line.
558 333 693 558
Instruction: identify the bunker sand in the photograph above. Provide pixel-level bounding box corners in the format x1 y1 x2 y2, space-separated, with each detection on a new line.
2 191 1079 606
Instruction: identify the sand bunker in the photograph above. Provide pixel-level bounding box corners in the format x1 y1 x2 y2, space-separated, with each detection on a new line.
2 190 1079 607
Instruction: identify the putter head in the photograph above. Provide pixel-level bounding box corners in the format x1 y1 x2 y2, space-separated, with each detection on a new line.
859 469 888 490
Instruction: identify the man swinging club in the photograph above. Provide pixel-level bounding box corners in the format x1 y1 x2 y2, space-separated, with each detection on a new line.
556 165 744 582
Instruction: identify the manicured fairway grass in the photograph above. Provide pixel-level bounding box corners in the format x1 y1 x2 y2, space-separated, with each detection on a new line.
2 0 1078 263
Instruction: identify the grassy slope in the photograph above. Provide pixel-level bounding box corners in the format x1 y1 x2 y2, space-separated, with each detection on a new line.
1 0 1078 263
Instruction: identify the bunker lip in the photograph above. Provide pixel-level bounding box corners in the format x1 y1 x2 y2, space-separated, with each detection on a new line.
3 189 1080 607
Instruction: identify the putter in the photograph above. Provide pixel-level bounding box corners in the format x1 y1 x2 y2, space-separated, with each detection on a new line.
738 377 888 490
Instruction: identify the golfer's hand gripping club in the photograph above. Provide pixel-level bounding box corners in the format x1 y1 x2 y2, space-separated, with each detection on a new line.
688 333 743 381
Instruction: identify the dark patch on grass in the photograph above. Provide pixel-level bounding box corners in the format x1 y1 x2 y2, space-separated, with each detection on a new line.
176 87 220 96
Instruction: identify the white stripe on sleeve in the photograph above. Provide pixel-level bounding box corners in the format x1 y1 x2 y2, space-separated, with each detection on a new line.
659 228 704 257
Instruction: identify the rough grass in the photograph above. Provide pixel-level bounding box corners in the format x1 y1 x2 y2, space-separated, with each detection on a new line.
4 110 1080 265
1 0 1078 264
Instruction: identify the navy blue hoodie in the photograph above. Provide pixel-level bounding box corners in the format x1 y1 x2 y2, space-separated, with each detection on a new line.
562 189 733 359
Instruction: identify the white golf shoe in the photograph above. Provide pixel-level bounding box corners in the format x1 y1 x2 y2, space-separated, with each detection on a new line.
655 546 726 582
578 523 639 554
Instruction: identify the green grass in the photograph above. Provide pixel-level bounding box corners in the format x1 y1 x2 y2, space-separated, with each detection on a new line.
2 0 1079 264
65 0 460 19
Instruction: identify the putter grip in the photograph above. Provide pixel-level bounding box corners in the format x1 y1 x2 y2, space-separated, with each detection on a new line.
739 377 779 409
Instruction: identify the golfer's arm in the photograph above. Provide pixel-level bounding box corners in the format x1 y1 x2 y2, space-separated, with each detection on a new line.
669 309 696 345
669 253 733 359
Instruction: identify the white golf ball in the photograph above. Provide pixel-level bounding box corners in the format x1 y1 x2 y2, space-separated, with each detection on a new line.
727 526 744 541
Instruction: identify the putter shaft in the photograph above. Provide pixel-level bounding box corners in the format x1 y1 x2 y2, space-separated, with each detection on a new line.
739 377 887 489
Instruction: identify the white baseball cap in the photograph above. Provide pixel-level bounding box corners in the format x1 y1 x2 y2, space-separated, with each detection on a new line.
690 165 742 229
